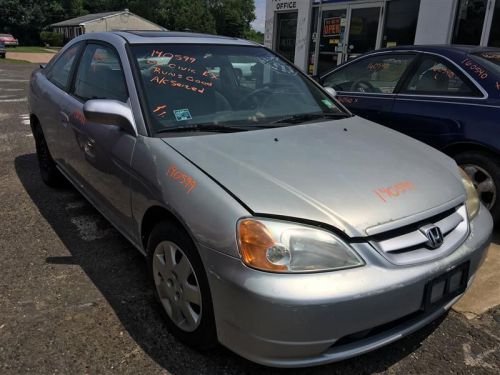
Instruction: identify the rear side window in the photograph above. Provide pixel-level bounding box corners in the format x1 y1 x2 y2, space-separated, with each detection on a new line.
73 44 128 102
322 54 416 94
47 44 81 90
401 56 481 97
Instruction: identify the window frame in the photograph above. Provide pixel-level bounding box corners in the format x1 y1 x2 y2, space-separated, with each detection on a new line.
46 42 84 92
320 51 418 96
68 40 130 104
397 52 485 99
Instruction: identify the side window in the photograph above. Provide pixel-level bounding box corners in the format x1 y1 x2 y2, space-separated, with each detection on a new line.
47 44 81 90
323 54 416 94
73 44 128 102
400 56 480 96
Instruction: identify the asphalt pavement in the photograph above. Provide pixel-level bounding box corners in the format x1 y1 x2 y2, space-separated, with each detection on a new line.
0 63 499 374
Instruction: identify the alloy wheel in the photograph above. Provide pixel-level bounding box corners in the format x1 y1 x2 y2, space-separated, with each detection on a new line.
462 164 497 210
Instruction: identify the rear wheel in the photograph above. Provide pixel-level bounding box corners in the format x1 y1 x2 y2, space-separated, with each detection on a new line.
33 125 63 187
454 151 499 224
147 221 217 349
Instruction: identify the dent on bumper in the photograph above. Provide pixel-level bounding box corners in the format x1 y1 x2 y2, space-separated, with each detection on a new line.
200 206 493 368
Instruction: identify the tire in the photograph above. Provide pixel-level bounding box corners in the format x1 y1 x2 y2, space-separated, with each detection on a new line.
147 220 217 349
454 151 500 224
33 125 63 187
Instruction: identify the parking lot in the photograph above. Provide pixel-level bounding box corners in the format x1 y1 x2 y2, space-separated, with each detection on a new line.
0 63 499 374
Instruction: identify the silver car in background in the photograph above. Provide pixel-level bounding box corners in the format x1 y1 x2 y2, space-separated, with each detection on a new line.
28 31 493 368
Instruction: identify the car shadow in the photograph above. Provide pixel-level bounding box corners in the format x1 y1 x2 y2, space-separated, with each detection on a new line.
15 152 446 374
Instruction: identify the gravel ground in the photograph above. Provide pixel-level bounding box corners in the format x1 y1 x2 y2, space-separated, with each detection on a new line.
0 63 498 374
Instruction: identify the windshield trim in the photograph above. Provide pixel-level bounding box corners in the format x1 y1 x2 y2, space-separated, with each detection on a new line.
129 42 350 137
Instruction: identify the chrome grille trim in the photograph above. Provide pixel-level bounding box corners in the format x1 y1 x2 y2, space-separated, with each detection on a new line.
369 206 469 266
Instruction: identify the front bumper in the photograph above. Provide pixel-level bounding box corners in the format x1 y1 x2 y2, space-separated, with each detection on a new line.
200 205 493 368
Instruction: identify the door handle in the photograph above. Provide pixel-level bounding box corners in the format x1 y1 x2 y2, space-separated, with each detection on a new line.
59 111 70 127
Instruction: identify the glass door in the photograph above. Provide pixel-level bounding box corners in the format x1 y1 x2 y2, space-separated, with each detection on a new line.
346 5 384 61
275 12 298 62
316 2 384 75
317 8 348 75
452 0 488 45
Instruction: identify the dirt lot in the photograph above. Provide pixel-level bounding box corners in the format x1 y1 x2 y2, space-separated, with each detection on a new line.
5 51 56 64
0 63 499 374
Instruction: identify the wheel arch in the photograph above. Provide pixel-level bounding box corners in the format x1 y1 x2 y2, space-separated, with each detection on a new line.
442 141 500 159
140 205 197 254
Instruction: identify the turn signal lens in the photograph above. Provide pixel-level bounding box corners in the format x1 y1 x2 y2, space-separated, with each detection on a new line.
238 219 287 271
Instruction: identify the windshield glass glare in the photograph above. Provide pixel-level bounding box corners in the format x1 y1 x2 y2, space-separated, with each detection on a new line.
131 44 343 133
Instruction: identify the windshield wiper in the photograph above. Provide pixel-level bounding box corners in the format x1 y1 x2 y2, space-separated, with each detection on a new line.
156 123 246 134
272 112 352 125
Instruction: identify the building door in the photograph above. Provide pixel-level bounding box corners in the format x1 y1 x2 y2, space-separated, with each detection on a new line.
316 2 384 75
453 0 500 47
275 11 298 62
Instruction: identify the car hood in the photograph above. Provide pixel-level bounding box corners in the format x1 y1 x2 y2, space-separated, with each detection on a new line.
162 116 466 237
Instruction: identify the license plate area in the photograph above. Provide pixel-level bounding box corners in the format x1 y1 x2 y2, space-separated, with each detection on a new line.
423 261 470 310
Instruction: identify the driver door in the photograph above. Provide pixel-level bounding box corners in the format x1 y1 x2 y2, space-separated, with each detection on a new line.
321 53 416 125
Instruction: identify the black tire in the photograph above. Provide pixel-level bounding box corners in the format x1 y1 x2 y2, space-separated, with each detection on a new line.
33 124 63 187
454 151 500 224
147 220 217 349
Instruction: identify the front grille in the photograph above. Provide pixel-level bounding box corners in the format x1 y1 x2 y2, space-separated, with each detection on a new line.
369 205 469 266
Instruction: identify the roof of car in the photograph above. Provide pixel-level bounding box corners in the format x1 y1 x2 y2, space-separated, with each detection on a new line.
113 30 258 46
375 44 500 54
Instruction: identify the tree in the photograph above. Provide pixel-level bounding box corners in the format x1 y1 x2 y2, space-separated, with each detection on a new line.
209 0 255 38
155 0 216 34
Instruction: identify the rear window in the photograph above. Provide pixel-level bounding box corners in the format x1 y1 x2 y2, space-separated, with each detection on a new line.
472 51 500 76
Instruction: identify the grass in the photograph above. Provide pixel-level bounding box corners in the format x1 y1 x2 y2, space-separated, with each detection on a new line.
6 46 56 53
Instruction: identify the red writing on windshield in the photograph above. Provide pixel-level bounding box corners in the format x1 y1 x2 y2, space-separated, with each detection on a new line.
151 75 206 94
153 104 167 118
337 96 358 105
167 165 197 194
367 62 389 72
151 50 196 64
373 181 416 203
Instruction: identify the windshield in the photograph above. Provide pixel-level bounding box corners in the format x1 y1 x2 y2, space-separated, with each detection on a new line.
131 44 345 134
472 51 500 76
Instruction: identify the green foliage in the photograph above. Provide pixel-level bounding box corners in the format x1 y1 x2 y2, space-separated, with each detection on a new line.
40 31 64 46
0 0 257 44
244 29 264 44
156 0 216 34
209 0 256 37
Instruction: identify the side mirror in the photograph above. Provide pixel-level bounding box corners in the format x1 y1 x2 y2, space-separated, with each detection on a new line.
324 87 337 98
83 99 136 135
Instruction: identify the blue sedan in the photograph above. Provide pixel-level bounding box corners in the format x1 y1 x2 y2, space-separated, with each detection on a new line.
320 45 500 224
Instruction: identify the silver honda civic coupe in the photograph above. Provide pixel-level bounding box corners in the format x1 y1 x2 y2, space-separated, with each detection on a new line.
29 31 493 368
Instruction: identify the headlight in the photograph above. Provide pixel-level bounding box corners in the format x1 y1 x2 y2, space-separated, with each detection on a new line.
237 218 364 273
459 168 480 220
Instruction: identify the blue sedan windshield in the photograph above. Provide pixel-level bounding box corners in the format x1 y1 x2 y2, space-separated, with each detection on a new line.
131 44 344 133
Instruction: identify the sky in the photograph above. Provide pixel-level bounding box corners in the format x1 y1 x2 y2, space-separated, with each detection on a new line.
252 0 266 33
